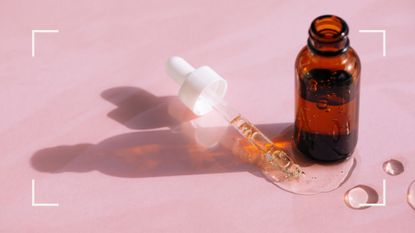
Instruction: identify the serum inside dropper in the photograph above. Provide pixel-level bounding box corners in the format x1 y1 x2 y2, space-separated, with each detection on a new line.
199 85 303 181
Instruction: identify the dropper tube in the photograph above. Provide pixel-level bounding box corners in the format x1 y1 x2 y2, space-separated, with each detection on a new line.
201 88 302 179
166 57 302 180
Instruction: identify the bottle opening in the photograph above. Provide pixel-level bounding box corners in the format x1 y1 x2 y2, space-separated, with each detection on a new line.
310 15 348 42
307 15 349 56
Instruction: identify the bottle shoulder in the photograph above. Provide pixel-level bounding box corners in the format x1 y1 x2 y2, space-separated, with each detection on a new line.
295 45 361 77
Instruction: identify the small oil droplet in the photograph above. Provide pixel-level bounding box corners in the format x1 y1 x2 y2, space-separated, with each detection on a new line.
382 159 404 176
344 185 378 209
407 180 415 210
316 98 328 110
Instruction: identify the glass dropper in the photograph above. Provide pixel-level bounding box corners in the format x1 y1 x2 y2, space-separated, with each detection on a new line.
166 56 302 180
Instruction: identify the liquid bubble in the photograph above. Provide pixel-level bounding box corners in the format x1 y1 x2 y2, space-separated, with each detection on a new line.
407 180 415 210
316 98 329 110
382 159 404 176
344 185 379 209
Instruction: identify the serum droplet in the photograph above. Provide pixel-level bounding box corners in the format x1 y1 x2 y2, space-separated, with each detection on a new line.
344 185 379 209
382 159 404 176
408 180 415 210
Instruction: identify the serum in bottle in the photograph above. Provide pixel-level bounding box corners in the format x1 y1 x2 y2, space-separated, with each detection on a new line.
294 15 361 162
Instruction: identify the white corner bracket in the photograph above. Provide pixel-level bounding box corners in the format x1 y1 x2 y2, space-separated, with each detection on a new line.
31 29 59 57
359 179 386 207
31 179 59 207
358 29 386 57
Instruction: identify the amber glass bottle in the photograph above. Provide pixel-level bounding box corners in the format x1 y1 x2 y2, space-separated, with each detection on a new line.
294 15 361 162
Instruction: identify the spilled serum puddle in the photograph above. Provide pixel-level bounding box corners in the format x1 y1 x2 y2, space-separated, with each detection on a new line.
231 125 356 195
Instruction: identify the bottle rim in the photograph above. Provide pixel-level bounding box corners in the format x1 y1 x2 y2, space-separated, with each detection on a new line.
309 15 349 43
307 15 350 56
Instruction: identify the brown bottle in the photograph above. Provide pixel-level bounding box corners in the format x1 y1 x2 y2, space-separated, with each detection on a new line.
294 15 361 162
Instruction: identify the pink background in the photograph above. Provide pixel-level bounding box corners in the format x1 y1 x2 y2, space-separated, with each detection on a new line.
1 0 415 232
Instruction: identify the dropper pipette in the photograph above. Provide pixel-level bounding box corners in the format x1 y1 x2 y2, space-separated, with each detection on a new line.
166 57 302 180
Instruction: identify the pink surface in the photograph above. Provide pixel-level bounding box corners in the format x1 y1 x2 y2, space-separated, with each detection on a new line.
1 0 415 232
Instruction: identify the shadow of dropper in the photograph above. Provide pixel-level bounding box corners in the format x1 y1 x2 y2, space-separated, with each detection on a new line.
31 86 279 178
101 86 195 129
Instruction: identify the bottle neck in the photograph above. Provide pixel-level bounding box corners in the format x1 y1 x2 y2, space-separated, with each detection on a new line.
307 15 350 57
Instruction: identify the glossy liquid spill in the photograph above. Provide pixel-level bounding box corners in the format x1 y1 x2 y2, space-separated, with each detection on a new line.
382 159 404 176
232 124 355 195
344 185 379 209
183 112 355 195
408 180 415 210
